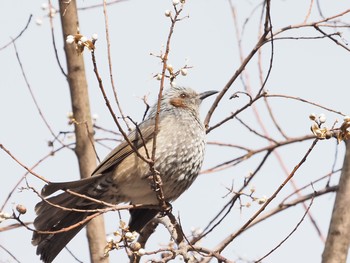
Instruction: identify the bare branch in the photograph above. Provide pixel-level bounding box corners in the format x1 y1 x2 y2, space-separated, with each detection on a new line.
255 194 315 262
206 139 319 259
47 0 67 77
0 244 21 263
266 94 347 116
0 144 49 183
0 15 32 51
102 0 131 130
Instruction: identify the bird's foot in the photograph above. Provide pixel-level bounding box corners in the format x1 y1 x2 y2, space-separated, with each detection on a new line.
160 201 172 216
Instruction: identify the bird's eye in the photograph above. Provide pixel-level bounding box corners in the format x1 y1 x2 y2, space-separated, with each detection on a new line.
180 93 187 98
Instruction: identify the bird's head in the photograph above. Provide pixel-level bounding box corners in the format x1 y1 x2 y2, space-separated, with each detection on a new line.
149 86 217 117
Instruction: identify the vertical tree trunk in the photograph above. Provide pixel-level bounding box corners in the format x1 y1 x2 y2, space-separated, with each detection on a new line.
322 140 350 263
58 1 109 262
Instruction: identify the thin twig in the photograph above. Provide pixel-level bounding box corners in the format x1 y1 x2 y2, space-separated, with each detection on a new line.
247 185 337 233
303 0 314 23
266 94 347 116
281 168 341 204
257 0 273 95
91 49 150 164
235 116 278 144
103 0 131 130
270 33 342 41
0 15 32 51
201 134 315 174
204 31 269 129
84 121 101 162
263 97 289 139
48 0 67 77
17 210 104 235
194 151 272 244
326 144 339 187
94 124 122 136
127 117 151 159
150 4 183 211
12 40 68 148
272 8 350 37
255 194 315 262
0 244 21 263
210 139 319 256
0 222 32 232
64 246 84 263
207 141 251 152
314 25 350 52
255 1 324 242
206 92 266 133
0 144 72 211
0 144 49 183
316 0 325 18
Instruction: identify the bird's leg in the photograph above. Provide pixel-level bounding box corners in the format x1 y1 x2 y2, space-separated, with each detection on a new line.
159 203 172 217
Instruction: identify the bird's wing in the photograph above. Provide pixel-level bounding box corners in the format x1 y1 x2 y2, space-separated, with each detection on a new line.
91 119 155 175
40 119 156 197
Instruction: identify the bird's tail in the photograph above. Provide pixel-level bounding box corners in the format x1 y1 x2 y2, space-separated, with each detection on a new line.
32 175 105 263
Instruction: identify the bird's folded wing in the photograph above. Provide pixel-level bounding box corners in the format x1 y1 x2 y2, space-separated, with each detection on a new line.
91 119 156 175
41 119 156 197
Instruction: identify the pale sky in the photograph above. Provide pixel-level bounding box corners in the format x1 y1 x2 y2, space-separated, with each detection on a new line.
1 0 350 262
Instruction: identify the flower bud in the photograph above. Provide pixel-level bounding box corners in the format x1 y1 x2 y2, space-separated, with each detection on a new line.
156 74 163 80
80 36 88 43
92 113 99 121
137 248 146 256
129 242 141 251
41 3 48 10
309 113 316 121
66 35 75 44
106 235 115 242
258 196 267 205
250 185 255 193
325 130 333 139
180 68 188 76
164 10 171 17
50 8 57 16
166 64 173 72
16 204 27 215
318 113 326 123
67 111 74 119
36 18 43 26
92 33 99 41
1 212 12 219
125 231 135 241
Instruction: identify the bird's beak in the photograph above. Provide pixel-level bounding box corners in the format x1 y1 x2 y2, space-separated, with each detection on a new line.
199 90 218 100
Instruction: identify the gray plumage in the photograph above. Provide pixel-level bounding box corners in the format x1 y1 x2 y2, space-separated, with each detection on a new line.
32 86 217 262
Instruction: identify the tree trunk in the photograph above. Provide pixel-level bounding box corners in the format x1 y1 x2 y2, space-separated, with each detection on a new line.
322 140 350 263
58 1 109 262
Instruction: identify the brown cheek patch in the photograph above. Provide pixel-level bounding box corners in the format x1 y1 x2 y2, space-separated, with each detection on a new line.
170 98 187 108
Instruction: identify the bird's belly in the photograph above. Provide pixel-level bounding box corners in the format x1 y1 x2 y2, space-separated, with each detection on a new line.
111 127 205 205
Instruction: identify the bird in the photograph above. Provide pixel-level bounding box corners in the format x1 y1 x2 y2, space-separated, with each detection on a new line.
32 86 217 263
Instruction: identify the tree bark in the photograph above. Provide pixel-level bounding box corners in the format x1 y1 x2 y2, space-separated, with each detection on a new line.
322 140 350 263
58 1 109 262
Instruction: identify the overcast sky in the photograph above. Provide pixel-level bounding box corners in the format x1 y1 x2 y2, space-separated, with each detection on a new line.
1 0 350 262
